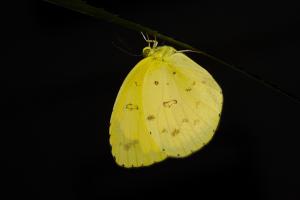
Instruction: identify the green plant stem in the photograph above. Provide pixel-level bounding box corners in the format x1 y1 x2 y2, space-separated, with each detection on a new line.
43 0 300 104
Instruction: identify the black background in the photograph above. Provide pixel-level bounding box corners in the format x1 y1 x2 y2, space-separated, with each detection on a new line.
3 1 300 199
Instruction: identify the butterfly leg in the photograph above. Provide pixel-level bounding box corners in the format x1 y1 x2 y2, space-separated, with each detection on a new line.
141 32 158 48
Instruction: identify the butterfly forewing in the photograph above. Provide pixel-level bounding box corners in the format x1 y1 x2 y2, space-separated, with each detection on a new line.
110 58 166 167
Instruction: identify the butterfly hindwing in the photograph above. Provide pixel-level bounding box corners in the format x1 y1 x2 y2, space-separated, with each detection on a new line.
142 52 223 157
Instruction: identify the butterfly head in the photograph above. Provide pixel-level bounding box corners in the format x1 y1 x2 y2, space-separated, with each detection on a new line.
142 46 153 57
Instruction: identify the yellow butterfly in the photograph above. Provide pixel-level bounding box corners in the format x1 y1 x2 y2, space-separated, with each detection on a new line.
109 34 223 168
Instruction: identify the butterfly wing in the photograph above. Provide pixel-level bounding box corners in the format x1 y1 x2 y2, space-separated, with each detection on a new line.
142 52 223 157
110 58 167 168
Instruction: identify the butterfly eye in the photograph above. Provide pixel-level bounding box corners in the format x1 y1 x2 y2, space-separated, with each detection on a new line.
142 47 151 57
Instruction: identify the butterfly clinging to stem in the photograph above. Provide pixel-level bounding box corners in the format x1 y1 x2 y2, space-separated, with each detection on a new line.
109 33 223 168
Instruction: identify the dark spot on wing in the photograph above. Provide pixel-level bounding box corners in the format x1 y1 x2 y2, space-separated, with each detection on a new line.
171 128 180 136
182 118 189 123
185 87 192 92
147 114 155 120
125 103 139 110
123 140 139 151
163 99 177 108
161 128 167 133
185 81 197 92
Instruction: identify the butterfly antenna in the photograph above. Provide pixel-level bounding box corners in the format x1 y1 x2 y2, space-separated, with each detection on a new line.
177 49 300 104
141 32 150 47
141 32 158 48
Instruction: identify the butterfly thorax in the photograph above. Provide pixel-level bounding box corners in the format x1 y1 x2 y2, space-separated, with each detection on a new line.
142 46 176 60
